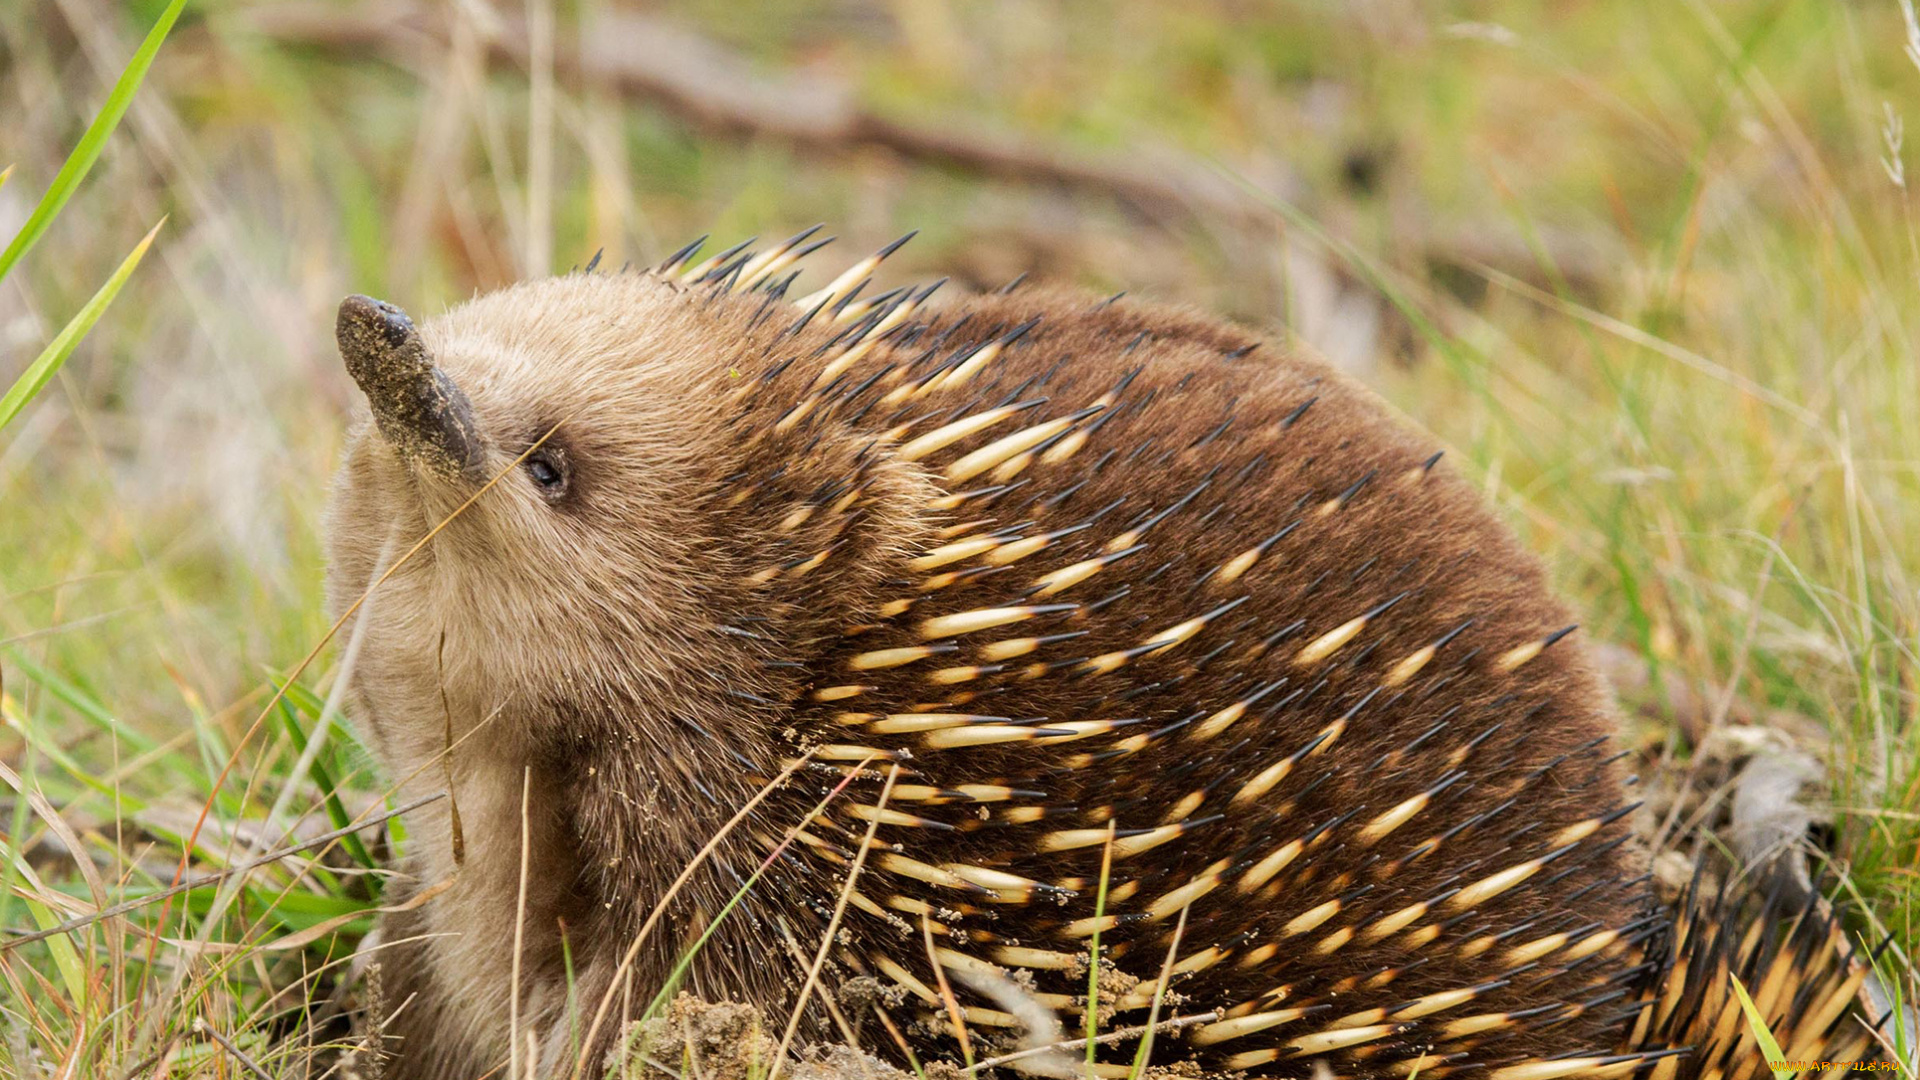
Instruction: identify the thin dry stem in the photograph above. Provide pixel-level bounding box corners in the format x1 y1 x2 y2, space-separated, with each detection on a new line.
868 1003 920 1075
924 911 974 1067
770 763 902 1080
437 629 466 866
511 765 532 1080
0 792 445 952
571 751 816 1077
773 921 871 1069
192 1016 273 1080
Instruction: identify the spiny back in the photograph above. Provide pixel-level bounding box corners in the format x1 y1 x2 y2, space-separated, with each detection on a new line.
690 260 1654 1076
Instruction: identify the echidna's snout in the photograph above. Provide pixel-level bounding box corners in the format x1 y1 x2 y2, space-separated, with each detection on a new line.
335 294 486 481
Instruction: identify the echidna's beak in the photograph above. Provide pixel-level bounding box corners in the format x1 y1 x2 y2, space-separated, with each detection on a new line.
336 295 486 482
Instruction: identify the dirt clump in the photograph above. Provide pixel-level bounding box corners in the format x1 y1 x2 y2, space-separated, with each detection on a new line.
609 994 914 1080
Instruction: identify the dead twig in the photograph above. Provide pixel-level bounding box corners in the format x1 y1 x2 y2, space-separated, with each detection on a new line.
963 1011 1222 1074
769 763 900 1080
924 910 975 1068
0 791 445 952
772 924 873 1077
192 1016 274 1080
112 1041 174 1080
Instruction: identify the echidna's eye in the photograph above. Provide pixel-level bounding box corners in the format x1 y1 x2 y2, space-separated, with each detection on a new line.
525 451 568 499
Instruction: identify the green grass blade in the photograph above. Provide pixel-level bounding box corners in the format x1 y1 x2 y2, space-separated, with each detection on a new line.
270 689 375 870
1086 822 1116 1070
5 854 88 1004
6 647 160 757
0 0 187 285
0 219 164 434
1729 972 1793 1080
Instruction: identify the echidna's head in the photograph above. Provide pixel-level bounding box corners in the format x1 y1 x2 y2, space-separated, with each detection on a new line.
324 275 758 756
325 270 932 779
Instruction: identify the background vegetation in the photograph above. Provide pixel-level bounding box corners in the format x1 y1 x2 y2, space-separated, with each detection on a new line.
1 0 1917 1073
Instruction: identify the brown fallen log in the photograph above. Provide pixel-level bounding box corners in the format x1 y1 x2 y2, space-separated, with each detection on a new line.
236 1 1611 292
237 1 1292 227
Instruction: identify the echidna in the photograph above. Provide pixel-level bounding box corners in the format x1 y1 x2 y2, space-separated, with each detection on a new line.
325 231 1873 1080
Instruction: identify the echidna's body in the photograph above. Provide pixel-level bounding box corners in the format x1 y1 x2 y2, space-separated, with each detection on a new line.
326 233 1869 1080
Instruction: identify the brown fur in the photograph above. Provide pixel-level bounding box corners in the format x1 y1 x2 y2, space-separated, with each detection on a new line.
328 260 1659 1080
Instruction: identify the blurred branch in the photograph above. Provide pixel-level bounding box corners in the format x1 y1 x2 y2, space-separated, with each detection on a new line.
239 3 1606 291
0 790 445 953
240 3 1295 226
